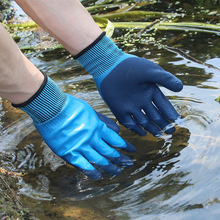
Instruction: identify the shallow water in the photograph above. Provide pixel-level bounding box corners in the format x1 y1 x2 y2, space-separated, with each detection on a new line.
1 0 220 219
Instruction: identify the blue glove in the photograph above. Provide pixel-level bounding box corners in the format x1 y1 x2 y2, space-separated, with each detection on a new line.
12 73 135 179
75 32 183 136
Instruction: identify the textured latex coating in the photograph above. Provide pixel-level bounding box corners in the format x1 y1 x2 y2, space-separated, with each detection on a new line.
95 111 136 153
34 94 134 179
76 34 183 136
18 75 135 179
100 57 183 136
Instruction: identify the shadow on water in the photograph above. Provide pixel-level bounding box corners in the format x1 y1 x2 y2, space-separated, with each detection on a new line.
1 0 220 219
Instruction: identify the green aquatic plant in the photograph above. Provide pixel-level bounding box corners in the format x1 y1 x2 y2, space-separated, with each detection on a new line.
97 11 175 21
215 96 220 103
6 21 39 30
2 0 219 64
0 0 14 22
111 21 220 34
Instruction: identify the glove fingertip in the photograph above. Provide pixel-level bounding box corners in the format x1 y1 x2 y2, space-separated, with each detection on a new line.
172 79 183 92
174 116 184 125
103 126 126 147
157 70 183 92
97 164 122 176
80 169 102 180
135 128 147 136
123 122 147 136
124 141 136 152
163 123 176 134
107 152 134 167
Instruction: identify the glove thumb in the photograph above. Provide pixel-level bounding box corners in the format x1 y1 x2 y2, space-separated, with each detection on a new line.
154 69 183 92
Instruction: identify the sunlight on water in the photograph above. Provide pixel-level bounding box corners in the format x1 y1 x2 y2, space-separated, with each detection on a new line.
0 116 35 151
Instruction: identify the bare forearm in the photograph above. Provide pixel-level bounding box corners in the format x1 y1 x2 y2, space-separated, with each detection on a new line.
0 0 102 104
0 24 44 104
15 0 102 55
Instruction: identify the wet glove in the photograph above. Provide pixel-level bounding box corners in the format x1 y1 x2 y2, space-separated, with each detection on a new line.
75 32 183 136
12 73 135 179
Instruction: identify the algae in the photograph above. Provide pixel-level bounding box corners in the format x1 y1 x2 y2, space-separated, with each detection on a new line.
0 168 35 220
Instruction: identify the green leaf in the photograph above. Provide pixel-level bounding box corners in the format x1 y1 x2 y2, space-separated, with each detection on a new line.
215 96 220 103
104 19 115 38
93 16 115 37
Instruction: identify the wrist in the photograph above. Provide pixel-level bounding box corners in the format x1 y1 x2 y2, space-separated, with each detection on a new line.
0 55 45 104
74 32 133 89
12 74 67 124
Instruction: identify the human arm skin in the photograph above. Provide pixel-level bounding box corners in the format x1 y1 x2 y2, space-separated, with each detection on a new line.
0 23 44 104
15 0 102 56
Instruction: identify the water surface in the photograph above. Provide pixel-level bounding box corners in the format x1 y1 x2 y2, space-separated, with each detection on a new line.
1 0 220 219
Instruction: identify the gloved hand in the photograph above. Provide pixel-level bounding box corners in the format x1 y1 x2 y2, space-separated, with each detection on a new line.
12 73 135 179
75 32 183 136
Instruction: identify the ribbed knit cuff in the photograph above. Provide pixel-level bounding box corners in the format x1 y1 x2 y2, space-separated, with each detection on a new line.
12 74 67 124
74 32 125 80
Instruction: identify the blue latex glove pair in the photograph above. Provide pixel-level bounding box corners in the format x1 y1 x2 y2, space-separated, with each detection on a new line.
13 74 135 179
75 32 183 136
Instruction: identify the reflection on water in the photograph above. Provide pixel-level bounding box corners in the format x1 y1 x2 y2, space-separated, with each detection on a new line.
1 0 220 219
